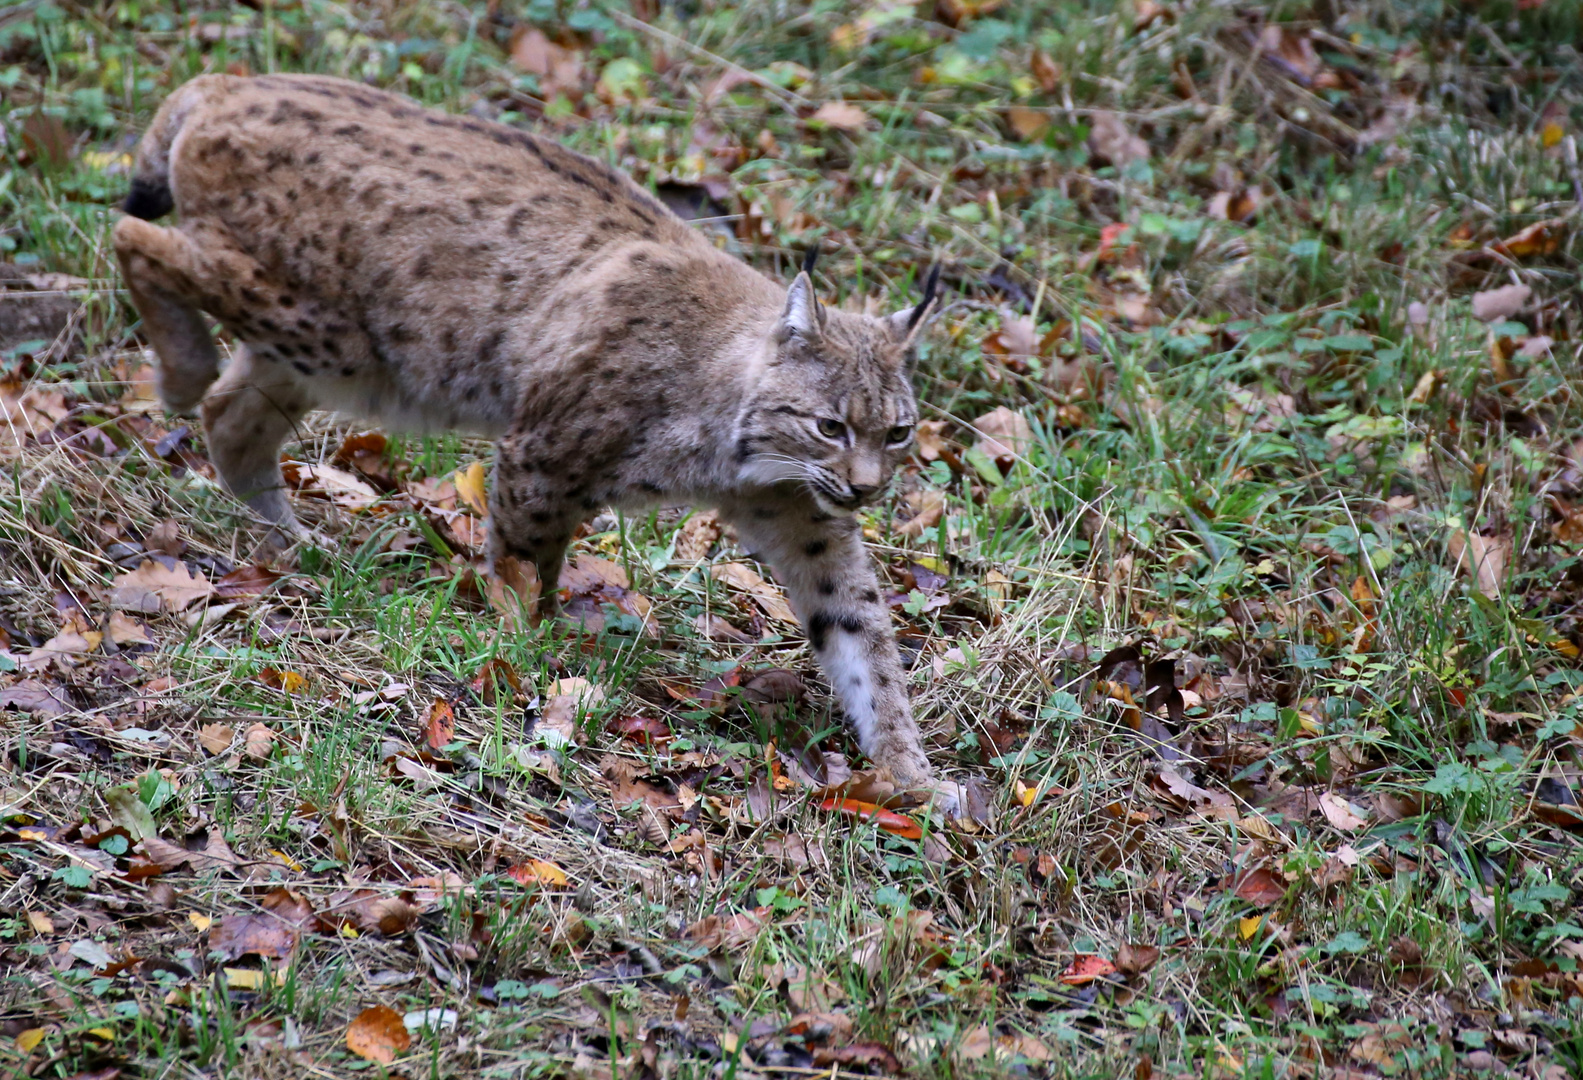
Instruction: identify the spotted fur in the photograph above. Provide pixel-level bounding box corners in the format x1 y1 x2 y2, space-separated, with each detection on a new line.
113 74 956 808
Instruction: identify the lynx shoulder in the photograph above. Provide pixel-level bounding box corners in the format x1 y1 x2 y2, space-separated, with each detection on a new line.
113 73 958 809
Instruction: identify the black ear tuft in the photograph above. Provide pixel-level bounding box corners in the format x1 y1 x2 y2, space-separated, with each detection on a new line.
906 263 942 330
802 246 819 278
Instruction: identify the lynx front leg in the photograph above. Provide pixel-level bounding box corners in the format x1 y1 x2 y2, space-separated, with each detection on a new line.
725 498 959 812
488 436 585 613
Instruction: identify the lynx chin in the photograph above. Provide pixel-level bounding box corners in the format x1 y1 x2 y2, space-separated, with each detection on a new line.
114 73 960 810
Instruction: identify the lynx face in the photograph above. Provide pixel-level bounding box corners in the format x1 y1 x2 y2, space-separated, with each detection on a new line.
736 278 921 514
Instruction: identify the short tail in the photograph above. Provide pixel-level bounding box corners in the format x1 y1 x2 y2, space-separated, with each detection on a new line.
121 75 233 220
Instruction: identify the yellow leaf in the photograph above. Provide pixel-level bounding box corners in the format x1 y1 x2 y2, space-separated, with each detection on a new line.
454 460 489 516
280 671 306 694
1541 121 1564 148
188 913 213 932
86 1027 115 1042
224 968 264 990
15 1028 45 1053
509 859 569 886
1238 915 1264 940
270 849 306 872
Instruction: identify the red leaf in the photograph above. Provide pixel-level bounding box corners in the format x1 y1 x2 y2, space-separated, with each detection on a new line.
423 698 455 751
607 713 672 745
818 797 923 840
1231 867 1287 907
1059 953 1117 985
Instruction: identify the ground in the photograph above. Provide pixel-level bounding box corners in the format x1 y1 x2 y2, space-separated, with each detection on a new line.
2 0 1583 1077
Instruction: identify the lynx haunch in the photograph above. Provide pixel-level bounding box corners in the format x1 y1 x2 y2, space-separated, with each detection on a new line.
114 73 958 809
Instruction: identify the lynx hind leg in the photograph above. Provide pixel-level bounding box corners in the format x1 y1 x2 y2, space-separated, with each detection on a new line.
487 438 585 610
201 344 312 535
113 217 222 414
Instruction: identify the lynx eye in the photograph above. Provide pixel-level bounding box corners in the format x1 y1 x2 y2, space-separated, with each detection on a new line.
885 424 914 445
816 418 848 441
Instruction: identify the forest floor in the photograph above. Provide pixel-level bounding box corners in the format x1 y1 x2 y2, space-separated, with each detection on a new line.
3 0 1583 1077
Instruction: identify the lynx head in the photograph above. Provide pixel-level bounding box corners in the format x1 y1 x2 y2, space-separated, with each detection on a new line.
736 264 939 513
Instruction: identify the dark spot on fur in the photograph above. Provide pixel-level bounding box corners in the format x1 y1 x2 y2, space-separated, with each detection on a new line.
279 295 295 308
804 540 828 558
292 360 311 375
818 579 836 595
751 507 777 520
860 589 880 603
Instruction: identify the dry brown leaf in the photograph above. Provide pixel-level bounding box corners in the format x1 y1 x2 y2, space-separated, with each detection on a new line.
914 419 949 461
897 489 945 538
682 907 767 951
0 680 72 716
111 560 215 613
1088 111 1149 167
1448 530 1509 599
674 510 722 561
694 613 754 643
1030 48 1062 93
22 625 101 671
1006 105 1048 142
712 562 798 624
1319 791 1368 831
485 555 541 630
453 461 488 516
346 1005 411 1065
243 722 276 761
508 27 585 98
971 406 1033 464
1471 283 1531 322
107 611 153 646
285 462 379 510
210 913 299 960
808 101 869 132
197 723 234 755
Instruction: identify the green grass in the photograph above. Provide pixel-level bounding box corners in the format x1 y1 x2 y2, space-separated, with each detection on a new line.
4 0 1583 1076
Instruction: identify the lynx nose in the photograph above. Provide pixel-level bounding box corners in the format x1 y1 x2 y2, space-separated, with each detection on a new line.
847 483 879 504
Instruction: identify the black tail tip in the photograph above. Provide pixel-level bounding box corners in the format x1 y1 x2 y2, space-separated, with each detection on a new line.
122 177 174 220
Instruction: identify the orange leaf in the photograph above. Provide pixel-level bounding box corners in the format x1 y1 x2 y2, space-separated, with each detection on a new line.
818 797 923 840
1231 867 1287 907
507 859 569 887
1059 953 1117 985
345 1005 410 1065
423 698 455 751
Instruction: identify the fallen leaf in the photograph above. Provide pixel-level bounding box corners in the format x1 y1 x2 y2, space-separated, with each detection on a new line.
1492 218 1565 259
808 101 868 132
607 713 672 746
26 911 53 935
0 680 72 716
453 461 488 516
485 554 541 630
15 1028 45 1054
682 907 767 951
1088 111 1149 167
210 913 299 960
506 859 569 887
818 797 923 839
1059 953 1118 985
1114 941 1161 976
712 562 798 624
284 462 380 510
107 611 152 646
104 787 157 843
673 510 722 561
110 560 215 613
1006 105 1048 142
1231 866 1287 907
243 722 275 761
898 489 945 538
214 565 283 600
693 612 754 643
197 723 234 755
1471 283 1531 322
971 406 1033 465
423 698 455 751
346 1005 411 1066
1319 791 1368 831
22 625 101 671
1030 48 1062 93
1449 529 1509 599
508 26 585 98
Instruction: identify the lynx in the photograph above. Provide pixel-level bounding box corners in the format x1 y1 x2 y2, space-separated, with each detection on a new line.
113 74 959 809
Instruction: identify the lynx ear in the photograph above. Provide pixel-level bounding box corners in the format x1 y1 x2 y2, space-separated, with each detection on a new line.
886 263 942 346
779 271 823 341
